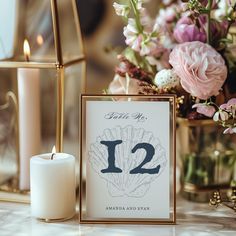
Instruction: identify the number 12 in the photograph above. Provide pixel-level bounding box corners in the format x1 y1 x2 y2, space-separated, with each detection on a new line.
100 140 160 175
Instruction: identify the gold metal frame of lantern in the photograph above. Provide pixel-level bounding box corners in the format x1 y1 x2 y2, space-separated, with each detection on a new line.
79 94 176 225
0 0 86 203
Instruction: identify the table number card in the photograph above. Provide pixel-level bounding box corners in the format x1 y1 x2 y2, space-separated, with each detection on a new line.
80 95 176 224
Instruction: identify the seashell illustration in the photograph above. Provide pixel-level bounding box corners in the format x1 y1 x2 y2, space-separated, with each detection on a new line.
88 125 167 198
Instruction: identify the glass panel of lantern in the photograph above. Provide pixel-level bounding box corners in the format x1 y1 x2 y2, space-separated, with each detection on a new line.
0 0 85 194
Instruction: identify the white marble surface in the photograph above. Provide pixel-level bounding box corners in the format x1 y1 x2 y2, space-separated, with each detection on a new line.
0 196 235 236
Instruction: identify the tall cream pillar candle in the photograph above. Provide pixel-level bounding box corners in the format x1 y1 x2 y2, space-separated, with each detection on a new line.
30 152 76 220
18 39 41 190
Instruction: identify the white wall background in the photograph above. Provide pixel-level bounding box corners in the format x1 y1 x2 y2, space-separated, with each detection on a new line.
0 0 16 60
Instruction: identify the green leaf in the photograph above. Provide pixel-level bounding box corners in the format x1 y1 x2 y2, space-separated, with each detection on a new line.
219 38 233 44
199 9 209 14
122 48 155 75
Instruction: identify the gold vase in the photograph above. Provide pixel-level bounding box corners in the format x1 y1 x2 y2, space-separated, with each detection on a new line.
177 118 236 202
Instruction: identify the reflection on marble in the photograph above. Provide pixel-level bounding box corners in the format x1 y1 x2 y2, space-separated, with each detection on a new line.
0 196 235 236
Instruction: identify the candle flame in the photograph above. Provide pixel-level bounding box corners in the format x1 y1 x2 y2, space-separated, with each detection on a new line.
52 145 56 154
23 39 30 61
36 34 44 45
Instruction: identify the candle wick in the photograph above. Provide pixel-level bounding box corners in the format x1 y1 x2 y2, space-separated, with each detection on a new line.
51 153 55 160
26 55 29 62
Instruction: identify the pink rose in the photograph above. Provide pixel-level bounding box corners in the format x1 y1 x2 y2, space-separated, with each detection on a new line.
169 41 227 100
108 74 140 94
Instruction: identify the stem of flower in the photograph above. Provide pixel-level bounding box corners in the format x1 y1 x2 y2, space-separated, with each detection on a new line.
226 20 234 37
206 0 213 45
130 0 143 34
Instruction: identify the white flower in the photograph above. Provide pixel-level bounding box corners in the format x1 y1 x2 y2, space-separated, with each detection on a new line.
228 0 236 6
123 18 141 51
146 46 171 71
146 56 163 71
226 98 236 117
163 0 174 5
113 2 130 17
139 7 153 30
223 126 236 134
154 69 180 89
140 39 157 56
213 110 229 121
124 18 156 54
137 0 150 10
192 103 216 117
156 8 176 26
214 0 231 20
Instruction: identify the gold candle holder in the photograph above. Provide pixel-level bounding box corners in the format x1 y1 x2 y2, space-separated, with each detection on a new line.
0 0 86 202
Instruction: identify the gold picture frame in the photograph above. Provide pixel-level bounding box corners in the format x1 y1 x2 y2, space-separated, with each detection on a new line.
79 94 176 224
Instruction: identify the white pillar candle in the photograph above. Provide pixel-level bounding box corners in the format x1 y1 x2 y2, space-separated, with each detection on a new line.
18 68 41 190
18 39 41 190
30 153 76 220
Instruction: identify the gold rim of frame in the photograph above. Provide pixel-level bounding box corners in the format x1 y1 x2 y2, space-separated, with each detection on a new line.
56 67 64 152
0 56 85 69
51 0 63 65
79 94 176 225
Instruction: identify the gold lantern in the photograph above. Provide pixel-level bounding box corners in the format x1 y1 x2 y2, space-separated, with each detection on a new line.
0 0 85 202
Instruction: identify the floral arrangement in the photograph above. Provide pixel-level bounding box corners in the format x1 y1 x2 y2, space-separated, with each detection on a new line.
109 0 236 133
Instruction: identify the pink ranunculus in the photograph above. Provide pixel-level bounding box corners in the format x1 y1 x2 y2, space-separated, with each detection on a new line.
108 74 140 94
169 41 227 100
173 16 206 43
